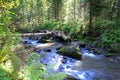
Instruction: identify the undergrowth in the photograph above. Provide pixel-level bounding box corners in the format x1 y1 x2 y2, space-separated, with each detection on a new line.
91 19 120 52
16 19 120 52
0 43 66 80
0 29 66 80
17 21 84 40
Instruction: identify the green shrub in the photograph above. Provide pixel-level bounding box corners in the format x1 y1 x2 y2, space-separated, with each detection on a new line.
100 27 120 50
102 28 120 44
0 68 13 80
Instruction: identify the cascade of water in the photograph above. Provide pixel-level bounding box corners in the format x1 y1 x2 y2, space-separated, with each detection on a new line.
24 37 120 80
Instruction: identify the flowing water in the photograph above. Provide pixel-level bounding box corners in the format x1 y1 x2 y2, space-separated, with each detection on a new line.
24 37 120 80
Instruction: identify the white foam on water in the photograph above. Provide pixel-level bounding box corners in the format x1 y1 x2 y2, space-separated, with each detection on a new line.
24 38 39 46
83 52 96 57
82 48 103 59
24 38 120 80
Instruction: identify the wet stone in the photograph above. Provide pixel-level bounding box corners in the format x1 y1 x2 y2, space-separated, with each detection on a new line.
24 41 28 44
56 45 62 50
61 59 67 64
33 48 41 52
66 66 71 68
61 57 68 64
79 42 86 48
64 76 78 80
52 55 56 58
59 65 65 70
56 47 61 50
45 49 51 52
70 59 75 62
63 56 67 59
57 46 82 60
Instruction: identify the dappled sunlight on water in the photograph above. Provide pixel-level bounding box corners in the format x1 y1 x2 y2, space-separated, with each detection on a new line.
24 37 120 80
81 48 104 59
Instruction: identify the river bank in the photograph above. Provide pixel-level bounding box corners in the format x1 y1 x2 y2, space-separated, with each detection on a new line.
22 31 120 80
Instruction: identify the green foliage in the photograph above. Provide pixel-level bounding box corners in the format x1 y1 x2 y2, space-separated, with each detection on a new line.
1 0 120 79
0 1 22 80
97 27 120 51
90 0 104 17
95 19 118 28
0 53 21 80
0 31 20 63
17 21 83 40
0 68 13 80
102 28 120 44
47 0 63 21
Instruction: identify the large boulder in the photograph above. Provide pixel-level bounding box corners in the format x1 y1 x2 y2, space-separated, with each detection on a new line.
57 45 82 60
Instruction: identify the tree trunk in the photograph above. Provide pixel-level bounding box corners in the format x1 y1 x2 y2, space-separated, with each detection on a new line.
89 0 92 32
116 0 120 24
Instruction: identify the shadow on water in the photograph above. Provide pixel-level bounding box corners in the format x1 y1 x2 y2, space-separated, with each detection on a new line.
24 37 120 80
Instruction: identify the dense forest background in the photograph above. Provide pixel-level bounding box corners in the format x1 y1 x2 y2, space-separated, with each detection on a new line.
0 0 120 80
1 0 120 50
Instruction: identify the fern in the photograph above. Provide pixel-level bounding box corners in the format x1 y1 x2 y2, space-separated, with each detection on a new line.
0 46 8 63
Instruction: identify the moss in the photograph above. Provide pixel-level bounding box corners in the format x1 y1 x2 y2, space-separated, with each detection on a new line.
105 53 114 57
110 43 120 52
57 47 82 60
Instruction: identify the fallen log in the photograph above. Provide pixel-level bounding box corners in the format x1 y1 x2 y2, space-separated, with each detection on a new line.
18 32 52 37
0 30 71 43
0 32 52 37
52 30 71 42
35 43 55 49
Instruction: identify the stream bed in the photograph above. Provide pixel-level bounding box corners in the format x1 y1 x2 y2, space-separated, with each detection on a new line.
24 37 120 80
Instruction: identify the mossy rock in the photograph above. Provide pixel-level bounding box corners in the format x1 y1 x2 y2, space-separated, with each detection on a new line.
105 53 114 57
93 48 103 54
57 46 82 60
110 43 120 52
